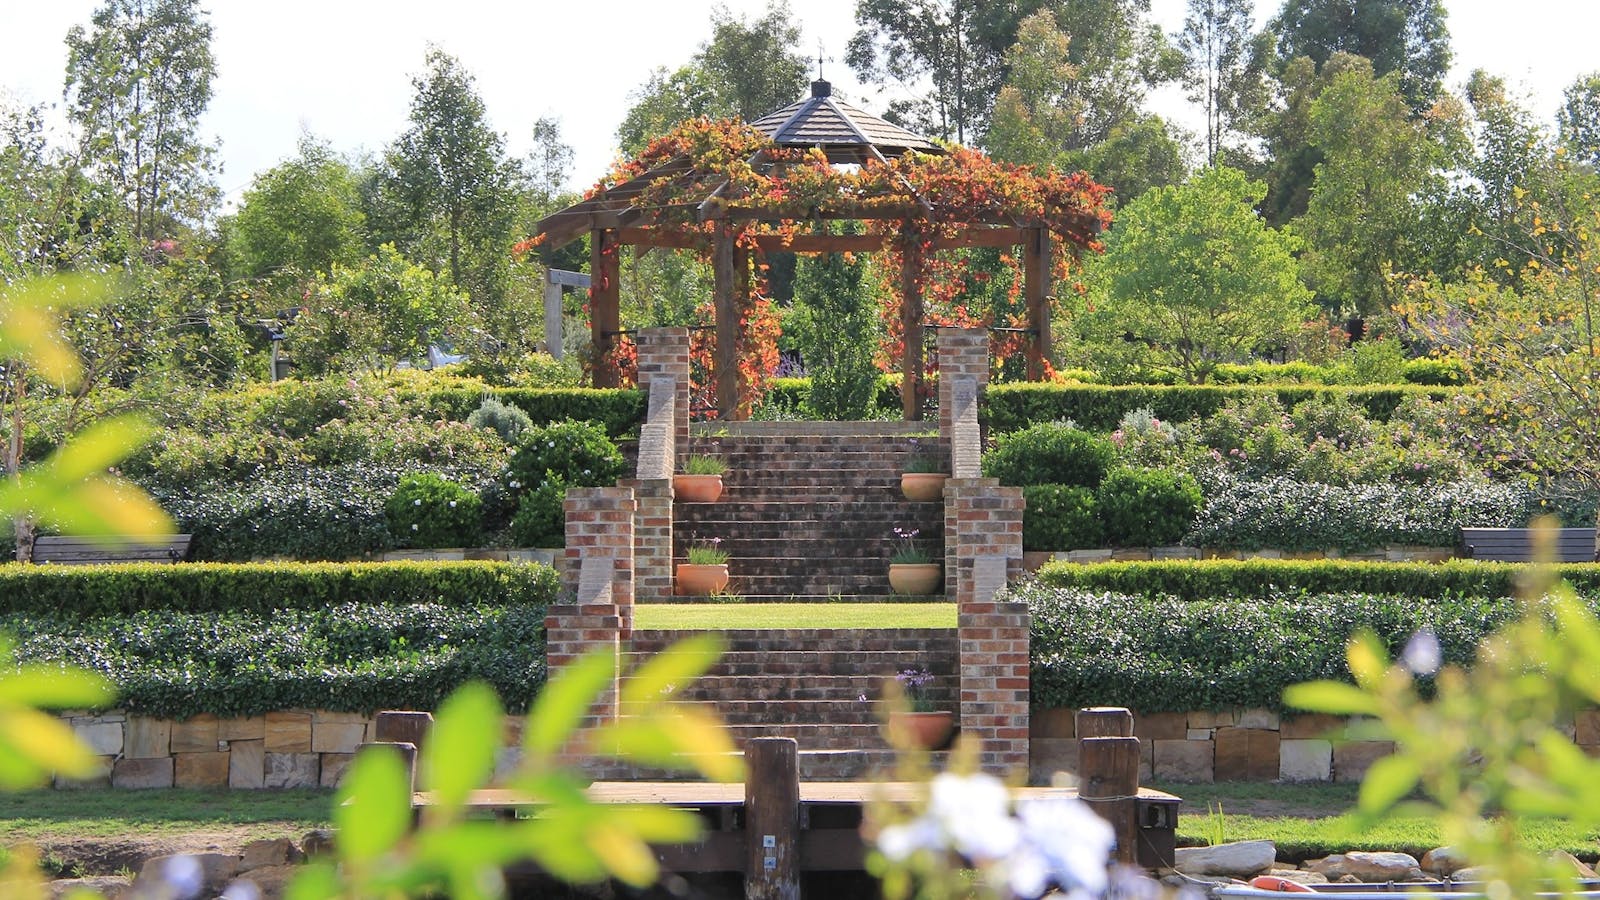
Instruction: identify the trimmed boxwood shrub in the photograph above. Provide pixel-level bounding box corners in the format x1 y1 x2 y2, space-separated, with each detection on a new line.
982 383 1452 432
983 423 1116 488
404 388 645 437
1021 581 1527 712
1033 558 1600 601
764 376 903 417
1186 473 1536 551
386 474 483 549
0 560 558 616
1022 485 1103 551
1096 468 1203 546
7 601 548 718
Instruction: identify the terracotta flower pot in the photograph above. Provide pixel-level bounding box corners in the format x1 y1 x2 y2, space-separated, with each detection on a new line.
886 710 954 750
888 562 942 595
901 472 948 502
676 563 730 595
674 474 724 503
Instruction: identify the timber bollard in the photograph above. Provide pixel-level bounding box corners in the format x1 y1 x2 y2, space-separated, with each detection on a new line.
374 710 434 750
355 741 419 794
1077 707 1140 866
744 737 800 900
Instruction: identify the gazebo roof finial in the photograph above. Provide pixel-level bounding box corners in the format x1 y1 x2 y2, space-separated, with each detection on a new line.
750 81 941 164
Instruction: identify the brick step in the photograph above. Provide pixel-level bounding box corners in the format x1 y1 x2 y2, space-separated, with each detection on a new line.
675 526 942 546
716 475 912 493
623 674 956 704
724 723 892 748
719 574 942 596
620 649 955 677
579 748 946 782
709 449 943 465
677 498 946 518
618 699 894 726
643 593 949 604
671 537 932 560
698 557 946 579
691 421 934 438
627 627 958 654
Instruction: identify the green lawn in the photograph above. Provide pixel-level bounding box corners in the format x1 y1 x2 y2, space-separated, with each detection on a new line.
633 602 956 630
0 789 331 841
1159 782 1600 860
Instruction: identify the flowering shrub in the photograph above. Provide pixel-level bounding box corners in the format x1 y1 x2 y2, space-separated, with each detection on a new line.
1185 472 1538 551
1021 485 1102 551
891 527 934 565
385 473 483 549
894 667 938 713
501 421 626 548
507 474 569 549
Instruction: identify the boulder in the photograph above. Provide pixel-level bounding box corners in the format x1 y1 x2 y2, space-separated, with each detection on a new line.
301 829 336 859
1308 851 1423 882
1422 846 1471 876
134 853 241 899
231 865 300 900
1174 840 1277 877
240 838 303 872
1551 850 1598 879
1267 868 1329 885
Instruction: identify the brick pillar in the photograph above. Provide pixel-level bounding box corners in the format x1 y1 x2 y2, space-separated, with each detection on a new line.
937 327 991 452
547 487 636 764
632 328 688 604
635 327 690 462
949 478 1029 775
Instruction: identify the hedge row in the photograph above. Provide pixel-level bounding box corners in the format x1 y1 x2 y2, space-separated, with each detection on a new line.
1032 558 1600 600
10 602 547 718
982 383 1452 432
0 561 559 616
1022 582 1528 712
764 376 904 415
399 387 645 437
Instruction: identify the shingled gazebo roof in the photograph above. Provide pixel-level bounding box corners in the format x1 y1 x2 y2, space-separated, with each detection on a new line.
750 80 942 163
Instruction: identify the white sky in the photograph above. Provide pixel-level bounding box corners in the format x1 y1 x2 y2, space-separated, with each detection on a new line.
1 0 1596 205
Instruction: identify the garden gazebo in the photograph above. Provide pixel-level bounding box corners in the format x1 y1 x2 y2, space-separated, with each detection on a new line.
525 80 1111 420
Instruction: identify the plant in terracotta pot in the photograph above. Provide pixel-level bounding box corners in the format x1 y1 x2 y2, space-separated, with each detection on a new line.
888 527 942 595
677 536 730 595
674 454 727 503
901 453 948 502
885 666 953 750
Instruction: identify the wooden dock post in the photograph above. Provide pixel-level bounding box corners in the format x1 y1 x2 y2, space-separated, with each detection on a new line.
744 738 800 900
1078 707 1140 866
374 711 434 750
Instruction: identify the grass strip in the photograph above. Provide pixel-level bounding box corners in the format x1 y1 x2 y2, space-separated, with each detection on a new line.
0 789 332 840
633 603 957 630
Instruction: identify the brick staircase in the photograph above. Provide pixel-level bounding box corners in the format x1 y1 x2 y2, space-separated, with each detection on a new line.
673 421 948 601
620 627 958 779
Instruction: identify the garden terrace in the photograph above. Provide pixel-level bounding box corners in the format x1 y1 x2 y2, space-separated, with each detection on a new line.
522 81 1112 419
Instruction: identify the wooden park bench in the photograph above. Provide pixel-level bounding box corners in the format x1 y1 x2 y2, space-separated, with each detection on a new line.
30 534 193 565
1459 527 1595 563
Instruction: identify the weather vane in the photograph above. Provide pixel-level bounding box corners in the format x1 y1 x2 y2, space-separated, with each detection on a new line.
816 40 832 80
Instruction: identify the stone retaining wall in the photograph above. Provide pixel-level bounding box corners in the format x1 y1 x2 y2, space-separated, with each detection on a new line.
1031 706 1600 784
1023 546 1456 570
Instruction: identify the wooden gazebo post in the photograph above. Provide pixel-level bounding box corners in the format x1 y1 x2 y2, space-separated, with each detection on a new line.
590 227 621 389
901 228 925 421
1023 227 1052 381
712 224 742 420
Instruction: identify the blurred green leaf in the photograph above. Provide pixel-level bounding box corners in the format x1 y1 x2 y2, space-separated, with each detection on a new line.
0 707 101 788
0 416 172 537
1357 753 1420 816
422 681 502 813
618 632 724 705
0 274 116 385
1283 680 1380 716
0 667 114 710
593 708 744 782
1346 631 1389 689
524 649 614 761
334 745 412 866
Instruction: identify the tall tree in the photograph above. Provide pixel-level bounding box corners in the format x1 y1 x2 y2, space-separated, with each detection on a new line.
1294 58 1451 316
848 0 996 143
1269 0 1451 113
1559 72 1600 169
63 0 217 244
372 47 526 337
1177 0 1269 164
227 135 366 280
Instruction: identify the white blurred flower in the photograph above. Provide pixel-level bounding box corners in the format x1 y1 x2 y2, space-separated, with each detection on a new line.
413 498 422 506
929 772 1020 861
162 855 204 899
1403 626 1442 675
1012 798 1114 896
878 818 943 861
411 524 419 531
221 881 262 900
448 500 457 508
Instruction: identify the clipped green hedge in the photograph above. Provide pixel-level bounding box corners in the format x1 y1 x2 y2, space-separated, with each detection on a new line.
9 602 547 718
983 383 1452 432
1033 558 1600 600
1023 581 1527 712
764 376 903 416
0 561 559 617
399 387 645 437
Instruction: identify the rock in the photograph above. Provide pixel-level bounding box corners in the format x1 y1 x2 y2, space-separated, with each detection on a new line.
134 853 241 899
1308 851 1423 882
1551 850 1598 879
1267 868 1329 884
301 829 336 859
1453 866 1492 882
230 865 299 900
240 838 303 871
1422 846 1471 875
1337 874 1363 884
1174 840 1277 877
48 875 131 899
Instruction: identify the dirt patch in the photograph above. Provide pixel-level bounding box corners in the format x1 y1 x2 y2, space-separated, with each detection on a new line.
20 827 306 878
